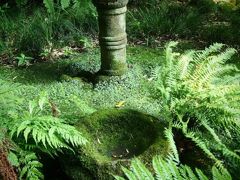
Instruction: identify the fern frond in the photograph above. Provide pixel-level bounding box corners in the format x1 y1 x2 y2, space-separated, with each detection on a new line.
154 156 174 179
43 0 55 14
113 175 126 180
131 158 154 180
116 156 232 180
61 0 71 9
200 65 236 85
167 159 182 179
212 166 232 180
122 166 137 180
185 165 199 180
151 42 239 174
176 51 194 80
195 168 208 180
153 156 168 180
183 131 224 169
10 116 87 154
164 127 179 163
18 150 43 180
216 74 240 85
193 43 224 64
190 48 237 86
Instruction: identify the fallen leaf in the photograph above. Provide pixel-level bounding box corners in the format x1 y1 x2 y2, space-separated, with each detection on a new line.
115 101 125 108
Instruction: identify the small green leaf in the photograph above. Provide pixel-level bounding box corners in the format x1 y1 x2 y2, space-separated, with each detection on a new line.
7 152 19 167
24 127 32 142
17 121 30 137
61 0 71 9
20 166 29 179
29 101 37 115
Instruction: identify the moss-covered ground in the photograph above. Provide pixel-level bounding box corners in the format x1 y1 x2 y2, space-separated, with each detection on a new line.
0 46 166 123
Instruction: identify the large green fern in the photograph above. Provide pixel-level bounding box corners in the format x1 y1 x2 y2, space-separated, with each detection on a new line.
10 94 88 154
10 115 87 154
114 156 231 180
0 90 87 179
150 42 240 171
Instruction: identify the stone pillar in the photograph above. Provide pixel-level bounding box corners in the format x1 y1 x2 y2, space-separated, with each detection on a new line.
92 0 129 76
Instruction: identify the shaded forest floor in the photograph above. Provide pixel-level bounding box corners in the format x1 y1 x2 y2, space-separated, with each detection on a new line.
0 46 165 123
0 0 240 179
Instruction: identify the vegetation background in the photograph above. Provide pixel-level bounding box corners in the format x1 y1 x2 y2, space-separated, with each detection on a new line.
0 0 239 180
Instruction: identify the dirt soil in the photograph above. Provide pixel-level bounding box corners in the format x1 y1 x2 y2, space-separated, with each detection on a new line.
0 142 17 180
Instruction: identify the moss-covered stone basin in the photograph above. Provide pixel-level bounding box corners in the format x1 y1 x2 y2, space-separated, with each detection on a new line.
61 109 169 180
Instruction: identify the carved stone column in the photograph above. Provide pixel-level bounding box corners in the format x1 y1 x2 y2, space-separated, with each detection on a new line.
92 0 129 76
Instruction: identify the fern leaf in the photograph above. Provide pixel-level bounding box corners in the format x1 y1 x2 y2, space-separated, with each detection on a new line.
184 131 224 169
131 158 154 180
177 51 194 79
195 168 208 180
212 166 232 180
167 159 182 179
179 166 188 179
164 127 179 163
114 175 126 180
61 0 71 9
155 156 173 179
11 115 87 154
23 127 32 143
121 166 137 180
19 151 43 180
194 43 224 64
43 0 55 14
118 155 233 180
16 120 31 137
20 165 28 179
185 166 198 180
153 156 164 180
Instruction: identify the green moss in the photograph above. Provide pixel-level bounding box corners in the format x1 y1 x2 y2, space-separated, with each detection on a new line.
62 109 169 180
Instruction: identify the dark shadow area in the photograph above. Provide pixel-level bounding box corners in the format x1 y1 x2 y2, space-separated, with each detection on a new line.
2 61 69 84
3 59 100 85
41 154 71 180
173 129 213 176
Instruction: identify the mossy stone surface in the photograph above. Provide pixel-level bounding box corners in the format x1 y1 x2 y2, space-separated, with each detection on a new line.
93 0 128 76
92 0 128 9
62 109 170 180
